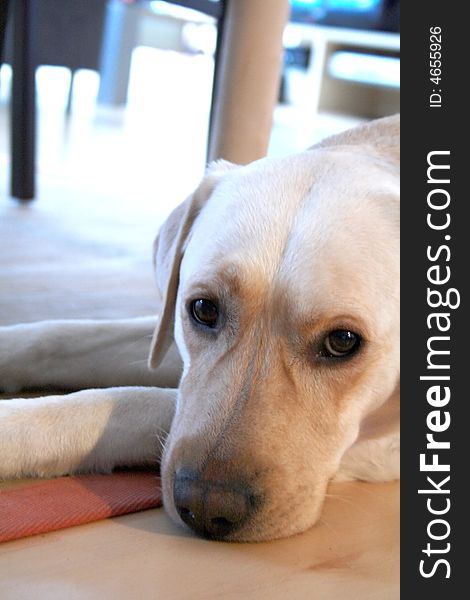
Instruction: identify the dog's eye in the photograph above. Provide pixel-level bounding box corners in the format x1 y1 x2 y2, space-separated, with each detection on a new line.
190 299 219 328
322 330 360 358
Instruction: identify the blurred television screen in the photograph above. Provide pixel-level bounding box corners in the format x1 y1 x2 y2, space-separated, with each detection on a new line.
289 0 400 32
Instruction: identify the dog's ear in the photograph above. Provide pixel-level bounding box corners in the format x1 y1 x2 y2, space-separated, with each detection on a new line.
149 160 237 369
315 114 399 165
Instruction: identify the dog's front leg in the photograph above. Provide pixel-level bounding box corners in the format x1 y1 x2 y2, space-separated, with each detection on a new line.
0 387 176 479
0 317 182 393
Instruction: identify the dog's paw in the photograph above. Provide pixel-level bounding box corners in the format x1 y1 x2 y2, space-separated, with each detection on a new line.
0 399 73 480
0 409 26 479
0 400 36 479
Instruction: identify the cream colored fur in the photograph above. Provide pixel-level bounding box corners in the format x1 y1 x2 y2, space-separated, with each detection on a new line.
0 115 399 541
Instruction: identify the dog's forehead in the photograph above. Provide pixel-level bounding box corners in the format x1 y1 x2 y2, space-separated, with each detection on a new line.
181 146 398 323
186 148 395 252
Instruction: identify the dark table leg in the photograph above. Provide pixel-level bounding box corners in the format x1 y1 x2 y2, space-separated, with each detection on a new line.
11 0 36 201
0 0 10 66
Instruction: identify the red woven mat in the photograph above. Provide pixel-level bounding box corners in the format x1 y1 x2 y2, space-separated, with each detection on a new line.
0 471 162 543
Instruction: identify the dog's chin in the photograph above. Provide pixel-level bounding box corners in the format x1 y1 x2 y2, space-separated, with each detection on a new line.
165 502 325 543
216 510 325 543
161 477 326 543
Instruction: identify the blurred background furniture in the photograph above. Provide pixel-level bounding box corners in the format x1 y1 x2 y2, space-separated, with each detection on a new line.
1 0 108 200
97 0 221 106
0 0 289 201
0 0 399 202
284 23 399 118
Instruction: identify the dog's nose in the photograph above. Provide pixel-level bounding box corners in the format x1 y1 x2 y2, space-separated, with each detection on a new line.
173 467 255 539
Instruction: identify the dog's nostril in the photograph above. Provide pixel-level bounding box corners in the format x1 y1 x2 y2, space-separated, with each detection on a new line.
179 507 196 523
211 516 232 527
208 516 235 537
177 505 198 529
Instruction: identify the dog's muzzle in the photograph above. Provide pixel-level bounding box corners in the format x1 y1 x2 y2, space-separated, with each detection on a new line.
173 467 259 540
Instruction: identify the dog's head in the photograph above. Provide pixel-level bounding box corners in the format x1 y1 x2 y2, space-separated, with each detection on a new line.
150 116 400 541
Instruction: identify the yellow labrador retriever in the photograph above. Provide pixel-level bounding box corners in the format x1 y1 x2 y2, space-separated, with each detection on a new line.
0 115 399 541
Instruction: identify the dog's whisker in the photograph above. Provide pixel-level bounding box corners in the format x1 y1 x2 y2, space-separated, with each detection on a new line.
154 427 168 435
317 516 342 539
323 494 359 510
154 430 169 452
155 430 168 442
128 359 149 367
